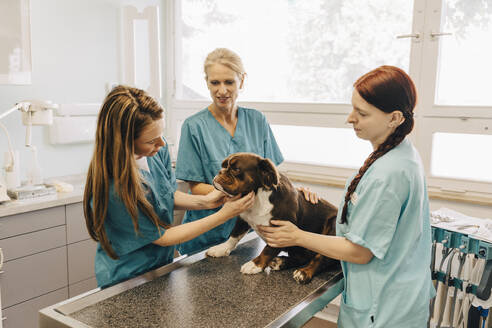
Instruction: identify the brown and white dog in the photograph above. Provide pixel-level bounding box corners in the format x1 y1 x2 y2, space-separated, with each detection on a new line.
207 152 339 284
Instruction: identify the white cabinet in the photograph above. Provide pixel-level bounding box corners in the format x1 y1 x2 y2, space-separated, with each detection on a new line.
0 202 97 328
0 247 3 328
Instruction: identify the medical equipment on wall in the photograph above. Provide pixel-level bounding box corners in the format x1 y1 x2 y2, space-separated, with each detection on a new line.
430 208 492 328
0 100 58 201
48 103 99 145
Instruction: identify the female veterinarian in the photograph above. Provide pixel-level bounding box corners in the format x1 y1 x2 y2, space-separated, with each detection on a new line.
83 85 254 288
259 66 435 327
174 48 286 255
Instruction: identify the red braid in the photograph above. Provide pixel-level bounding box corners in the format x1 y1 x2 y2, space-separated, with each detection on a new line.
340 66 416 224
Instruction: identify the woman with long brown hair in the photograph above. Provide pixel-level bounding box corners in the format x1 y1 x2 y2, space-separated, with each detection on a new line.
84 85 254 288
259 66 435 327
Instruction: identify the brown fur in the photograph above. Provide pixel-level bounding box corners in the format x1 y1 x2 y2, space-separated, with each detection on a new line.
213 152 339 284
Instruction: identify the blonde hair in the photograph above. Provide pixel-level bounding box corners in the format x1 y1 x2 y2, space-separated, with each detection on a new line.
83 85 170 259
204 48 246 80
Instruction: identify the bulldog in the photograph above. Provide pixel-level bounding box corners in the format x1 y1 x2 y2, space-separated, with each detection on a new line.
207 152 339 284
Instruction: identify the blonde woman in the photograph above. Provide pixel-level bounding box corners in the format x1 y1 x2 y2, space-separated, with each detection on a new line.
84 85 254 288
175 48 285 255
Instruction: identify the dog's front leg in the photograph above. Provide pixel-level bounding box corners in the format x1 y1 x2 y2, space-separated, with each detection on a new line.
241 245 281 274
206 218 250 257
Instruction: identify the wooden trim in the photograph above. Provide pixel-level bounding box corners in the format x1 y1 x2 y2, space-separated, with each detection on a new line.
284 171 492 206
283 172 346 189
428 190 492 206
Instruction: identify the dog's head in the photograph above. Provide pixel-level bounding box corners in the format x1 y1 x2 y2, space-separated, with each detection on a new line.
213 152 280 197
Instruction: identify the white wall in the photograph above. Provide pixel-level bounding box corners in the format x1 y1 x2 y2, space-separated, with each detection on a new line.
0 0 122 180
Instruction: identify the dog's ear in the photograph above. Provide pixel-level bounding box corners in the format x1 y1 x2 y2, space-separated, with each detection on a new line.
221 154 233 168
258 158 280 189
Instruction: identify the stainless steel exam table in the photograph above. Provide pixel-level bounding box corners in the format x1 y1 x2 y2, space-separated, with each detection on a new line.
40 233 343 328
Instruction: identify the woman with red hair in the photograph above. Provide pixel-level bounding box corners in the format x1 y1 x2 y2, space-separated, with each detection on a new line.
259 66 435 327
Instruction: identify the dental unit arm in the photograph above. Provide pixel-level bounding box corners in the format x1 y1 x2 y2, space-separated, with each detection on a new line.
0 100 57 201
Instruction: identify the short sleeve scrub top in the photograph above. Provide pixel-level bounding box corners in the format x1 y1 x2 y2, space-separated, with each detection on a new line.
175 107 284 255
94 144 177 288
336 139 435 328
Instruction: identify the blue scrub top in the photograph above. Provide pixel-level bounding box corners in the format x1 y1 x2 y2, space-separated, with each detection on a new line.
336 139 435 328
94 144 177 288
175 106 284 254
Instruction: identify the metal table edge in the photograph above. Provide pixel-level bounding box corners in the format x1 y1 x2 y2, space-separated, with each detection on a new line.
39 233 344 328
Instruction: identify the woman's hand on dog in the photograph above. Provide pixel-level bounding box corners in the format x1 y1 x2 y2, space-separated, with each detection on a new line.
219 192 255 218
297 187 319 204
258 220 301 248
203 189 228 209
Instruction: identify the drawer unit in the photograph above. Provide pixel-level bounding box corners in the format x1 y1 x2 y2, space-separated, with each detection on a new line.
2 288 67 328
66 202 90 244
0 247 67 308
0 226 66 262
67 239 97 285
0 206 65 239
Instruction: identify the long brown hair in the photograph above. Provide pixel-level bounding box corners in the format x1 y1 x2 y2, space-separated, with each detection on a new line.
340 66 416 224
83 85 170 259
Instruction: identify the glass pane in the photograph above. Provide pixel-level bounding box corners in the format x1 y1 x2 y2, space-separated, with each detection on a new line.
271 125 372 168
177 0 413 103
436 0 492 106
431 133 492 182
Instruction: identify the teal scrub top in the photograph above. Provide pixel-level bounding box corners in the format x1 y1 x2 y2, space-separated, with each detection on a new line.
94 144 177 288
336 139 435 328
175 107 284 254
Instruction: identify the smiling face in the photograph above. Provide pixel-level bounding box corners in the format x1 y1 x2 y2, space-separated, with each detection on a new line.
347 90 400 150
134 118 165 159
213 153 279 197
206 63 244 113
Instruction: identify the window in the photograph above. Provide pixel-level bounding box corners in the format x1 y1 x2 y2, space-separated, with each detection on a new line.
167 0 492 202
431 133 492 182
176 0 413 103
435 0 492 106
271 125 371 168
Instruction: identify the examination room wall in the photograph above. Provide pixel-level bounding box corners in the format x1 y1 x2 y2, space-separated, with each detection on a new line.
0 0 121 180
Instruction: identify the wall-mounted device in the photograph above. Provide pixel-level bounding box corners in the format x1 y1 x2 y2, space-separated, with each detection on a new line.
0 100 58 201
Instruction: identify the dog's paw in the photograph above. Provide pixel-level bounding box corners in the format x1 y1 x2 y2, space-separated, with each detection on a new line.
240 261 263 274
268 257 285 271
293 268 313 284
206 243 231 257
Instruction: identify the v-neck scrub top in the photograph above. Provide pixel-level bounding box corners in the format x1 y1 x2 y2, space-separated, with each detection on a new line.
336 139 435 328
175 107 284 254
94 144 177 288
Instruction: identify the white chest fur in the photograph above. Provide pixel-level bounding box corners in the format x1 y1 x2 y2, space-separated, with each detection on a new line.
240 188 274 228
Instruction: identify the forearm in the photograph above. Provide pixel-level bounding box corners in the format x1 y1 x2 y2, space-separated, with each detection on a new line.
173 190 207 210
296 231 373 264
189 181 215 195
153 211 228 246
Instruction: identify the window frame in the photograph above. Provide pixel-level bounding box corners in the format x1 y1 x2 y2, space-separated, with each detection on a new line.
164 0 492 204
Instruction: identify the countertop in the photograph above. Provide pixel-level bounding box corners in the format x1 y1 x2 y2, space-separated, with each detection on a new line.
40 234 343 328
0 175 188 218
0 174 86 218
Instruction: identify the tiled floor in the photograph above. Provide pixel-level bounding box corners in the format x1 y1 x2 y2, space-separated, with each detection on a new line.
302 297 340 328
303 317 337 328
